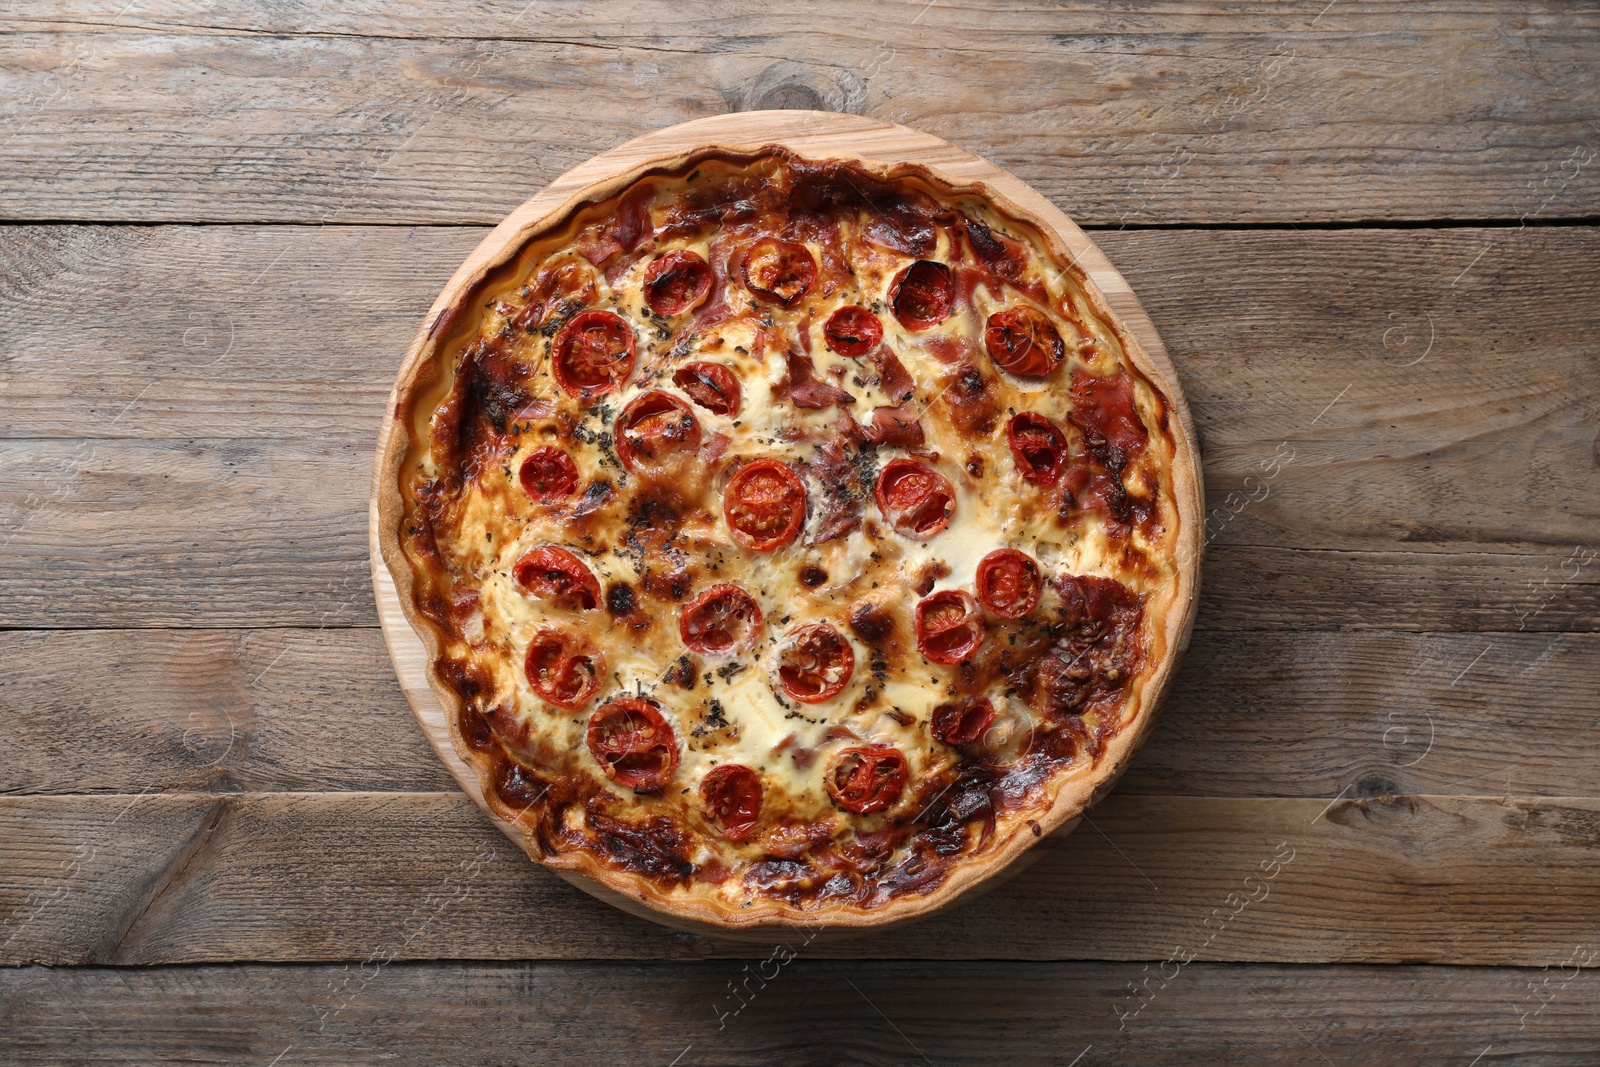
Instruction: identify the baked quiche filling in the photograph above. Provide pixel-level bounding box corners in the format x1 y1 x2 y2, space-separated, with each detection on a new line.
397 150 1181 913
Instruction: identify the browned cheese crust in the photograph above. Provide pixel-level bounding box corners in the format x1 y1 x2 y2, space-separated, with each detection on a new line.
385 148 1190 927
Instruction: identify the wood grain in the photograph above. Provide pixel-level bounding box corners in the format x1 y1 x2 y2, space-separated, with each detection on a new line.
0 1 1594 1049
0 437 376 628
2 223 1595 626
0 223 473 442
0 6 1595 225
5 958 1598 1067
9 223 1599 456
13 0 1599 38
0 628 456 796
4 791 1598 966
1199 545 1600 633
5 438 1593 631
7 629 1594 799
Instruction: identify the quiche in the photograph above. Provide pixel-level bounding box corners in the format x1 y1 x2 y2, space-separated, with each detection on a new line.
375 144 1200 931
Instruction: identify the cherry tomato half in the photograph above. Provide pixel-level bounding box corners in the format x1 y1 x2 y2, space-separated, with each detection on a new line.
985 306 1065 378
723 459 807 552
1006 411 1069 486
826 745 908 814
823 305 884 357
975 548 1042 620
914 589 984 665
931 696 996 747
615 390 702 476
513 546 601 611
680 583 764 655
890 260 953 331
874 458 955 539
551 309 636 399
742 239 816 306
700 764 763 840
643 249 713 317
775 622 854 704
519 446 580 502
524 628 605 709
673 361 741 417
586 697 679 793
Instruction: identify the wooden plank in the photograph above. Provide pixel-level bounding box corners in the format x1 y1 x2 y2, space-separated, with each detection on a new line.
10 221 1597 510
13 0 1600 39
4 443 1594 631
4 959 1598 1067
0 8 1595 226
1125 630 1600 798
3 791 1598 966
0 629 455 796
1201 545 1600 632
2 439 1594 631
4 629 1596 799
2 224 1595 628
0 437 375 628
0 224 478 442
8 223 1600 457
5 628 1593 800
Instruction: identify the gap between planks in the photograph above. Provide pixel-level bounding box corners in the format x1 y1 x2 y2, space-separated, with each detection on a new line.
4 791 1600 966
4 959 1597 1067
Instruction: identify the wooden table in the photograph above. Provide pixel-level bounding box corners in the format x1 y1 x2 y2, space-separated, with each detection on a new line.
2 4 1597 1063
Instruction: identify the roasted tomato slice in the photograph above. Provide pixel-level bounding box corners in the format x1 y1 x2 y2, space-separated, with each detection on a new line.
975 548 1043 620
775 622 855 704
552 309 636 398
823 305 884 357
643 249 714 317
524 628 605 709
519 446 580 502
1006 411 1069 486
513 546 601 611
985 306 1065 377
931 696 996 747
826 745 908 814
890 260 953 331
614 390 702 476
742 239 816 306
723 459 807 552
586 697 679 793
874 458 955 539
915 589 985 665
673 361 742 417
680 583 764 655
700 763 763 840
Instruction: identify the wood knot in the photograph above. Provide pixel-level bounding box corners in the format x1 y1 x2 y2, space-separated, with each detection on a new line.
728 61 866 115
1328 775 1419 827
